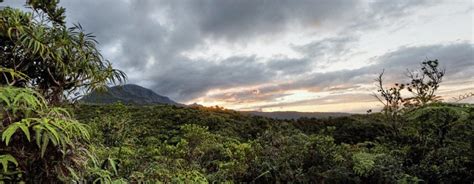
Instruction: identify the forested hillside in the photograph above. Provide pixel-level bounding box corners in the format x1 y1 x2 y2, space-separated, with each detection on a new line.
72 102 474 183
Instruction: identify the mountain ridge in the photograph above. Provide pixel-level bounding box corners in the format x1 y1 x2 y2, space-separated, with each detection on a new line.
81 84 180 105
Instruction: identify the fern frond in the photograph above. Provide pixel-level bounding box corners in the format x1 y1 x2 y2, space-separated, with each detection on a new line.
0 154 18 173
1 120 32 145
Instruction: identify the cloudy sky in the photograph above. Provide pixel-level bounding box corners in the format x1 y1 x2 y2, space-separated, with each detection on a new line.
4 0 474 112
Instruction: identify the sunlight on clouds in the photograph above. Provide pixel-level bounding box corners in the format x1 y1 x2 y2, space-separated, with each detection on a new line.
46 0 472 113
188 78 474 113
115 0 474 113
278 90 325 103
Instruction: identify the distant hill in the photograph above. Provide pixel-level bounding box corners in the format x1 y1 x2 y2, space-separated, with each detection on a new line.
243 111 350 120
81 84 179 105
81 84 349 119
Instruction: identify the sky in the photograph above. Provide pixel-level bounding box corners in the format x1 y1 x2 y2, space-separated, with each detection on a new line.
3 0 474 113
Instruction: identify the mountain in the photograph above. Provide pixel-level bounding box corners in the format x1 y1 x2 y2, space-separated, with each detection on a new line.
81 84 348 119
81 84 179 105
242 111 350 120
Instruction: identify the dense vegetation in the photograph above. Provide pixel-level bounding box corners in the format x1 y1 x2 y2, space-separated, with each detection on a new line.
72 102 473 183
0 1 472 183
1 1 125 182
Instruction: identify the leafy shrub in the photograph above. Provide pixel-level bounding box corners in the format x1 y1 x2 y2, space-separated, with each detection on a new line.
0 86 90 182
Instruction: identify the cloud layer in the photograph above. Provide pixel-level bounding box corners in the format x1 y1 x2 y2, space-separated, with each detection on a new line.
2 0 472 112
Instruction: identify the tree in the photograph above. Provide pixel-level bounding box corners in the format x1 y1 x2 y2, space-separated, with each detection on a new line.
0 72 91 182
0 1 127 182
373 70 405 131
404 60 444 107
373 60 445 132
0 1 126 104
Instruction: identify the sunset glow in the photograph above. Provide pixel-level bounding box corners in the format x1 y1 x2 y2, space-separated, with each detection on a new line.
4 0 472 113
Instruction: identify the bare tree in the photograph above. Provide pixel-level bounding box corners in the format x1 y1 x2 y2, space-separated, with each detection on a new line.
373 70 405 131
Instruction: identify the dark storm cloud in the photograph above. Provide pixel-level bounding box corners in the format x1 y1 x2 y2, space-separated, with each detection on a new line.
0 0 450 103
180 0 359 41
58 0 379 101
145 56 276 101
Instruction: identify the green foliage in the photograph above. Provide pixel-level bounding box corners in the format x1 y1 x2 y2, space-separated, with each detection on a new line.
0 3 126 104
26 0 66 25
373 60 446 134
0 2 125 180
400 104 474 183
0 67 28 86
73 102 473 183
352 152 378 177
0 86 95 182
0 154 17 173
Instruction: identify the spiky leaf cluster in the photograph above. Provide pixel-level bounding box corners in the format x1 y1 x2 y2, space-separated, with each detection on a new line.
0 3 126 104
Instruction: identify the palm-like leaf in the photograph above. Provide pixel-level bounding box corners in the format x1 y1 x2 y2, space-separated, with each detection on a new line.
1 8 126 104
